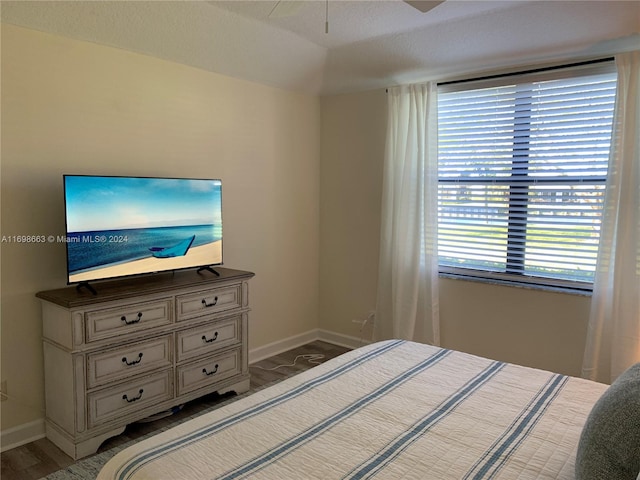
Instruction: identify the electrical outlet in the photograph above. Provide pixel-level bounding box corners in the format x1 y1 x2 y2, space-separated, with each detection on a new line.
1 380 7 402
352 311 376 326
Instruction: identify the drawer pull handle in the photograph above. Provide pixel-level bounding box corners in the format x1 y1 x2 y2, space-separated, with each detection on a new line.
122 389 144 403
201 332 219 343
122 353 143 366
121 312 143 325
202 364 219 376
201 296 218 308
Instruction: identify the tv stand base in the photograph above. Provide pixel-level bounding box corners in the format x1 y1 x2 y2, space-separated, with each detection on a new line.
76 281 97 295
197 266 221 276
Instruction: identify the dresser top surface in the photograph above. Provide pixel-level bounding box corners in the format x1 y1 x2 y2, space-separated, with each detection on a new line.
36 267 254 308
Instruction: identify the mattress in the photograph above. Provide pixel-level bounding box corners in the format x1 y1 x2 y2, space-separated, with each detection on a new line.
97 340 608 480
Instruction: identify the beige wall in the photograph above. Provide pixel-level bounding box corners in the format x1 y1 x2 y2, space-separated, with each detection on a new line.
319 90 386 340
319 89 592 377
0 24 320 431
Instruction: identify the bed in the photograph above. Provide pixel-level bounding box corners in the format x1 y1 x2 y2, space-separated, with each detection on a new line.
97 339 630 480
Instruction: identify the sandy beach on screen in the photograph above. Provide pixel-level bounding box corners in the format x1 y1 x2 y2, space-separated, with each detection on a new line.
69 240 222 283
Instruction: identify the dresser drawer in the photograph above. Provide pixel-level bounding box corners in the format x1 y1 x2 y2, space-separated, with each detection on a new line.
85 299 172 343
177 348 241 396
87 335 173 388
176 285 241 321
176 315 241 362
87 370 173 428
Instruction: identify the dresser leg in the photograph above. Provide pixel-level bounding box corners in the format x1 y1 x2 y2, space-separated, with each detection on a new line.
46 421 126 460
217 377 250 396
75 426 127 459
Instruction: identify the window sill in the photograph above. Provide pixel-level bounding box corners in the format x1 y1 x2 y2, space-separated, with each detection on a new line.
438 272 593 297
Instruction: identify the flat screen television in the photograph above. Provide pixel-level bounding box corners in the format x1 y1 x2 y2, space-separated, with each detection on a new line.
63 175 223 285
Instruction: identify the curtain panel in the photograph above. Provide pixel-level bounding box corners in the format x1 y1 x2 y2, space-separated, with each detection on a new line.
375 83 440 345
582 51 640 384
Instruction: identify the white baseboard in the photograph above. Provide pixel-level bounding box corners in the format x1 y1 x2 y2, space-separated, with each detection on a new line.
0 418 45 453
248 329 320 364
318 329 371 350
248 328 370 364
1 330 366 453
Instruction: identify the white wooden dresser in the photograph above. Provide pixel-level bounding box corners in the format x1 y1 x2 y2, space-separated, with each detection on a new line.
36 267 254 459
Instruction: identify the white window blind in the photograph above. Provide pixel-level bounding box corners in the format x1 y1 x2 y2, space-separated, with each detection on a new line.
437 62 617 288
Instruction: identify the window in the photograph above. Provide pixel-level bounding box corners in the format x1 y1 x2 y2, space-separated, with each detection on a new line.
437 61 617 289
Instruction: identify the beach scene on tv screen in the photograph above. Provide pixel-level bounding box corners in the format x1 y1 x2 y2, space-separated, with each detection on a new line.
65 176 222 283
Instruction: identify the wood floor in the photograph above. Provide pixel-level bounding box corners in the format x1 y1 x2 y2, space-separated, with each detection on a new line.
0 340 351 480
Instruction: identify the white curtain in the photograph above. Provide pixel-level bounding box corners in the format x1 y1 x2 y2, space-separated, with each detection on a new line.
375 83 440 345
582 51 640 384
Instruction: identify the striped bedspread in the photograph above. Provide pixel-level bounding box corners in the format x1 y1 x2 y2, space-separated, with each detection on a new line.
98 340 607 480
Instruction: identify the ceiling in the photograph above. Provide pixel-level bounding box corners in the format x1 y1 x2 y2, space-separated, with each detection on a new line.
1 1 639 95
210 1 524 50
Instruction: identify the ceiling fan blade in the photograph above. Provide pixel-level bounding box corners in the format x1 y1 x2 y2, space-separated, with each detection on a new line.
403 0 445 13
269 1 306 18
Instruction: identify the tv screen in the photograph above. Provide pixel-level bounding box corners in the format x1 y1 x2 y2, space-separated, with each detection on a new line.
63 175 223 284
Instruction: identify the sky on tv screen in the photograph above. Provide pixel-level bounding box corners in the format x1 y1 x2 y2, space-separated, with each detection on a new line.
65 176 222 233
